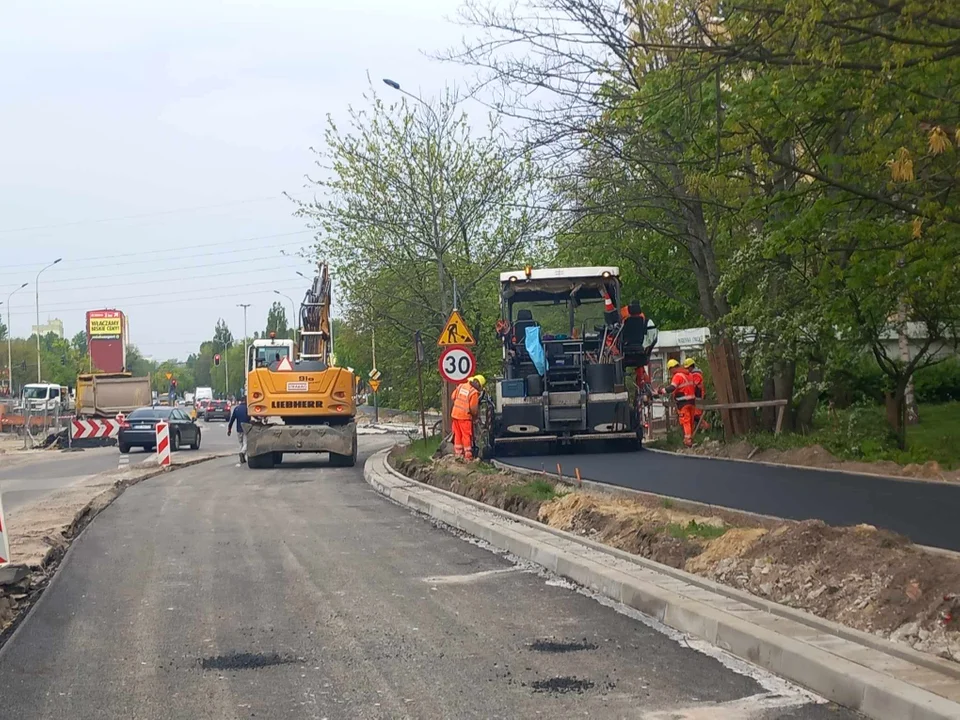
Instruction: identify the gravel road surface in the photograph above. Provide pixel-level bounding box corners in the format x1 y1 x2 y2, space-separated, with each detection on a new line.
0 437 857 719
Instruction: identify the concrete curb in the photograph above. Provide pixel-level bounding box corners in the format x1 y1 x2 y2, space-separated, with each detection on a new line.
366 450 960 720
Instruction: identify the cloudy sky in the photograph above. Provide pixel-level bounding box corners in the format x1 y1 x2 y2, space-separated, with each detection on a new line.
1 0 474 360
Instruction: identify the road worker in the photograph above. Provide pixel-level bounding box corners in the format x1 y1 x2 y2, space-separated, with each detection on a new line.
450 375 485 461
620 299 645 323
659 359 697 447
683 357 709 430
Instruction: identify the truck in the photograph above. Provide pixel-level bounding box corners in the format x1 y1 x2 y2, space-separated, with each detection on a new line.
485 265 657 456
75 373 151 418
244 263 358 469
20 383 73 414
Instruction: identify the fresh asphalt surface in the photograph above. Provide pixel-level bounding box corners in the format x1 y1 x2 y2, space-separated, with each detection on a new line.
502 447 960 551
0 435 856 719
0 419 237 514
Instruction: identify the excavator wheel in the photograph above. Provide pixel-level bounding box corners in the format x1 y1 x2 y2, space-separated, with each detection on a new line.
328 434 358 468
247 452 275 470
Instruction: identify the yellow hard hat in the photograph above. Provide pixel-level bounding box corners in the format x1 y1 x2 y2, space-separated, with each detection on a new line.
666 359 680 370
683 357 696 368
472 374 487 388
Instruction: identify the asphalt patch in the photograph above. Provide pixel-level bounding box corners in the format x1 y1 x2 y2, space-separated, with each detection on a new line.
529 638 598 653
198 651 302 671
531 676 595 694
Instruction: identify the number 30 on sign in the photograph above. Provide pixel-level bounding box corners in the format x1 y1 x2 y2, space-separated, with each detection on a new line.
438 345 476 384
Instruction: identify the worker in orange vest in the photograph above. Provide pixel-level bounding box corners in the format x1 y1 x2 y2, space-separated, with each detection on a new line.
683 357 709 430
450 375 486 461
619 299 645 323
659 359 697 447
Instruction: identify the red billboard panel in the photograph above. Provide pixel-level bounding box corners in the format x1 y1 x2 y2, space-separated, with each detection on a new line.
87 310 126 373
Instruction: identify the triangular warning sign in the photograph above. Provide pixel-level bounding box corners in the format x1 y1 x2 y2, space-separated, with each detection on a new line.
276 356 294 371
437 310 476 347
369 379 381 393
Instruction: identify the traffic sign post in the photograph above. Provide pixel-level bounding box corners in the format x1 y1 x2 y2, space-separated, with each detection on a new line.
414 330 428 447
438 310 476 347
438 345 476 384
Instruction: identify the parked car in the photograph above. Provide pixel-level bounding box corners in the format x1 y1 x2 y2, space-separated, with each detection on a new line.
204 399 231 422
118 406 201 454
195 398 210 418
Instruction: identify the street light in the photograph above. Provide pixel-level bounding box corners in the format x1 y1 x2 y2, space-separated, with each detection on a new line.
35 258 62 382
382 78 439 123
237 303 251 394
6 283 28 395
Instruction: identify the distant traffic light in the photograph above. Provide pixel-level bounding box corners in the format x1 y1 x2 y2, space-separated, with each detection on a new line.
171 378 178 388
214 354 221 367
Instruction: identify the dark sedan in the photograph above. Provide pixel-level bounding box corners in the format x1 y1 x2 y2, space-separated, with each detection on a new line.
118 406 201 454
204 399 231 422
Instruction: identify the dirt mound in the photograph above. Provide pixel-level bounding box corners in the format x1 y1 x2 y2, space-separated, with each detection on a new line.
394 455 546 519
700 520 960 660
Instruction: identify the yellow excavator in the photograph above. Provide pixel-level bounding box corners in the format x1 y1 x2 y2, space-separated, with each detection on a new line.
244 263 358 469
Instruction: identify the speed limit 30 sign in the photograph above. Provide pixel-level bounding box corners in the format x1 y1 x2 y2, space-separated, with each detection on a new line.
438 345 476 384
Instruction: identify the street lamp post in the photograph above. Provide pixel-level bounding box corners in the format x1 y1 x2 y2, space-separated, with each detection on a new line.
6 283 28 396
237 303 250 396
383 78 461 433
35 259 62 382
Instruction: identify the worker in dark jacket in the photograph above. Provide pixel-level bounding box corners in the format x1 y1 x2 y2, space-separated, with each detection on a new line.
226 396 250 464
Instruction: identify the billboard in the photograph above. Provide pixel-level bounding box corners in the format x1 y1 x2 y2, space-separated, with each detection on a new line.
87 310 123 339
87 310 127 373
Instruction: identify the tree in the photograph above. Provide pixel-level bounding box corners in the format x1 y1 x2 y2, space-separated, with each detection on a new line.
293 81 549 410
264 302 291 339
212 319 233 351
70 330 87 355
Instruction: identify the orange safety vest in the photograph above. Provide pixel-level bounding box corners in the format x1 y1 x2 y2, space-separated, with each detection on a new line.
689 368 704 398
451 383 479 420
620 307 646 322
670 370 697 405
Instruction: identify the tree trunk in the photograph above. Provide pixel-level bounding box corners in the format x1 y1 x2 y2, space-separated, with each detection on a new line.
795 364 822 433
761 375 776 432
896 305 919 425
772 359 796 433
884 377 909 450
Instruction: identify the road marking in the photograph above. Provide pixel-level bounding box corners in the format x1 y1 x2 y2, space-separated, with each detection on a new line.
422 567 521 585
118 455 130 470
641 692 814 719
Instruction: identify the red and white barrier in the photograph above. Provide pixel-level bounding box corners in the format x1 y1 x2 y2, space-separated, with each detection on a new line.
0 493 9 564
156 421 171 467
71 418 121 440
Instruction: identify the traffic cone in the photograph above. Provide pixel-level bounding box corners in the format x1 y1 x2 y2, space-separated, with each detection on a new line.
602 289 615 314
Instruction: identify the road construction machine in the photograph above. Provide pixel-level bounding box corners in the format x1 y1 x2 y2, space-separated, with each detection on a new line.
485 265 658 456
244 263 358 468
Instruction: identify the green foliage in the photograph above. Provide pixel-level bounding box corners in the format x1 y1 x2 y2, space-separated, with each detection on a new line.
666 520 727 541
401 435 443 462
507 479 565 503
264 302 292 339
913 359 960 404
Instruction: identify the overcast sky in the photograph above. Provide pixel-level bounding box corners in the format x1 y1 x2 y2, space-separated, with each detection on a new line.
1 0 474 360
